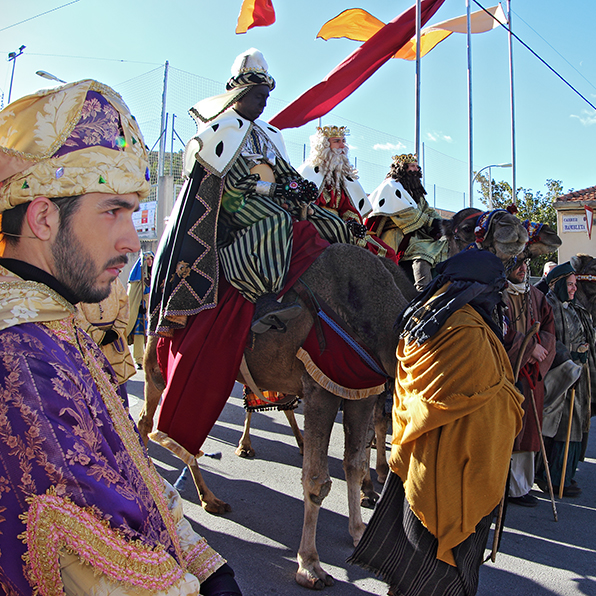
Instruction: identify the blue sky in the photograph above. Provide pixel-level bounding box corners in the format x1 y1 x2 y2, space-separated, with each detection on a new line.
2 0 595 206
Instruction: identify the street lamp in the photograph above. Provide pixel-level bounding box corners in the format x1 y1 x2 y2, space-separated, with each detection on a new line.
36 70 66 84
472 163 512 209
7 45 25 104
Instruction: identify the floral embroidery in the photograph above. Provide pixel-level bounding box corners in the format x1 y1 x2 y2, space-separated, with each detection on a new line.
176 261 192 279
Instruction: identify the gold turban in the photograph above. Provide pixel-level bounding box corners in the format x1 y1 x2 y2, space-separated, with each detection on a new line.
0 79 150 213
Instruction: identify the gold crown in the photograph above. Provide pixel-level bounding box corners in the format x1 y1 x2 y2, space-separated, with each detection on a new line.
392 153 418 165
317 125 349 139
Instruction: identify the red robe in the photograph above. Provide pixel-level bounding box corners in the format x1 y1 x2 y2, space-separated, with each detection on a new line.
504 285 556 452
317 186 400 265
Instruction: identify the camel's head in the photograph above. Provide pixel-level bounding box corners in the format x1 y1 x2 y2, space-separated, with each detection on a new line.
474 209 528 262
441 208 483 254
520 221 562 258
570 254 596 317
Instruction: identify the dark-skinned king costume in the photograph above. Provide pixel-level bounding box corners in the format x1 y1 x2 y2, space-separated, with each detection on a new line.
349 249 524 596
149 50 351 461
0 81 240 595
365 153 448 291
536 262 596 496
503 259 556 505
298 125 399 264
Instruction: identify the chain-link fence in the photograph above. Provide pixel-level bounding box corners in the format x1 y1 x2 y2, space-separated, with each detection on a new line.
116 63 469 224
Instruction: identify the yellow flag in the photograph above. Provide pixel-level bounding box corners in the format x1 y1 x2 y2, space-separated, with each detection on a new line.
317 4 508 60
317 8 384 42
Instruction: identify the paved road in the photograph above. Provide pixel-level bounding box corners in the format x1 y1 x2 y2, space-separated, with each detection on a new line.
127 372 596 596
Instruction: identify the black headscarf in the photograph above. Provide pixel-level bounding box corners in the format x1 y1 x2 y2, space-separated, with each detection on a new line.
395 248 508 345
546 261 575 303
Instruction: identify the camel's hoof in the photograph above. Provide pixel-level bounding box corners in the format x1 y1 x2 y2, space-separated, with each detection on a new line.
235 446 256 458
202 499 232 515
360 494 378 509
376 472 388 485
295 570 334 590
376 465 389 485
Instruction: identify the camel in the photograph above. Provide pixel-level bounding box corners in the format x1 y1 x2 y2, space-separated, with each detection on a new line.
138 208 532 589
441 207 561 260
143 243 410 589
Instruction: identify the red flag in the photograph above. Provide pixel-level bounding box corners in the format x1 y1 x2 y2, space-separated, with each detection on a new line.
236 0 276 34
269 0 446 130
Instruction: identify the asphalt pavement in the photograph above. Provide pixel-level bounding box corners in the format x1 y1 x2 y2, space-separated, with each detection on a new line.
126 372 596 596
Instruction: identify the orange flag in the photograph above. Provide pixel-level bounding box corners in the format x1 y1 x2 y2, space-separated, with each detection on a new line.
318 4 507 60
236 0 276 34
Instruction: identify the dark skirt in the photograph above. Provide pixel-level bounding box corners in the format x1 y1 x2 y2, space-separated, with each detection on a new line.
347 472 493 596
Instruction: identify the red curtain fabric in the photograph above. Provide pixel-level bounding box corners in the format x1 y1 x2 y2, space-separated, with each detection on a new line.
269 0 446 130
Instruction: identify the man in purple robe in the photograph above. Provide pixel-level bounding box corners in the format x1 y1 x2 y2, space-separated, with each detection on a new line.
0 81 241 596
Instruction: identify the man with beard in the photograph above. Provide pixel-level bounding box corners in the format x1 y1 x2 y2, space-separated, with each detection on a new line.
298 126 398 263
366 154 448 290
0 81 240 596
503 259 556 507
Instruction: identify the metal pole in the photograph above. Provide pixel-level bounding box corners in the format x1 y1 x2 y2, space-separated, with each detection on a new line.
415 0 422 157
421 141 426 188
170 114 175 176
8 60 17 104
508 0 517 203
488 166 493 208
158 61 169 178
7 45 25 104
466 0 473 207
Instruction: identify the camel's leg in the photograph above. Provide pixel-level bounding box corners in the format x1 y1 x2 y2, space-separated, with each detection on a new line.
187 460 232 515
296 381 341 590
343 395 378 545
283 408 304 455
374 390 391 485
138 335 164 446
360 412 378 509
235 411 256 458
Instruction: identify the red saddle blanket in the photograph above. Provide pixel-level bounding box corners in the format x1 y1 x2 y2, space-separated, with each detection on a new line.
155 220 329 458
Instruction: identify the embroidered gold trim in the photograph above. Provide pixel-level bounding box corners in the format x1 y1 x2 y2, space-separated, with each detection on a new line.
21 489 182 596
296 347 385 400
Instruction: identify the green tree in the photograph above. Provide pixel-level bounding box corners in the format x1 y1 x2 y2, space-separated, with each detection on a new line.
475 175 562 275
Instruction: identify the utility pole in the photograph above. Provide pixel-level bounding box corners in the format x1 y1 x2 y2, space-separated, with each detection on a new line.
7 45 25 104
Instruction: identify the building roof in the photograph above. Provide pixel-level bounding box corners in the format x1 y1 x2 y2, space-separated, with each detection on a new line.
556 186 596 204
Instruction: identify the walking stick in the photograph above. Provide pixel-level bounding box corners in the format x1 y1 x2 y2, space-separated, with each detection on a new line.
529 388 558 521
490 322 540 562
558 383 577 498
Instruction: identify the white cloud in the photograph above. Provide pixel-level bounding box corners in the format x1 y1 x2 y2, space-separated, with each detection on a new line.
425 131 453 143
570 109 596 126
372 141 406 151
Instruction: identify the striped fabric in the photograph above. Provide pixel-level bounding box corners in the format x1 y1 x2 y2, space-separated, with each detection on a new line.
348 472 493 596
219 150 350 302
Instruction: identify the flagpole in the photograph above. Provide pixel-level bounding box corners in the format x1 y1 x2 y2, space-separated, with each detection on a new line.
415 0 422 157
466 0 473 206
507 0 517 204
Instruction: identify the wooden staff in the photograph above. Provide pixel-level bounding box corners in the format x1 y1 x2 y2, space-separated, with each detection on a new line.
558 383 577 499
491 322 540 562
529 388 558 521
